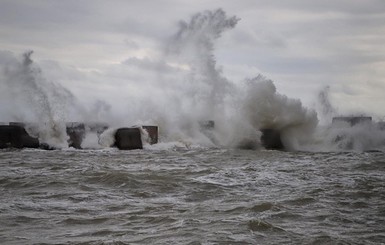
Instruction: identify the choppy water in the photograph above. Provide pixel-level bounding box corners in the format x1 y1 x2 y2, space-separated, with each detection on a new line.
0 148 384 244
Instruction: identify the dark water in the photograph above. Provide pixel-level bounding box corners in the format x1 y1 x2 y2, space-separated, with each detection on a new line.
0 148 384 244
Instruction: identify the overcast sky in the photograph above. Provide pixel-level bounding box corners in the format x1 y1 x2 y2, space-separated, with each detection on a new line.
1 0 385 121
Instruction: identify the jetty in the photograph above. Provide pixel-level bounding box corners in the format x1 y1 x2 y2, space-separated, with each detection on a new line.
0 122 158 150
0 121 284 150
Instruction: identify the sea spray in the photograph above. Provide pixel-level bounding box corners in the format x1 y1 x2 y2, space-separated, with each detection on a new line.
154 9 319 150
157 9 239 143
81 131 103 149
309 118 385 152
0 51 71 148
310 86 385 152
317 85 337 125
235 76 318 150
98 128 117 148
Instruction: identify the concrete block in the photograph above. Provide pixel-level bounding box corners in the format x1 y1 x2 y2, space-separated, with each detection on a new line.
66 122 86 149
0 125 17 148
115 128 143 150
21 134 40 148
0 125 39 149
261 128 284 150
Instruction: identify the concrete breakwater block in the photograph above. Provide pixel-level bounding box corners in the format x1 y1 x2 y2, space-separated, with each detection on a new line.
0 125 39 149
66 123 86 149
142 126 158 144
0 122 157 150
114 128 143 150
260 129 284 150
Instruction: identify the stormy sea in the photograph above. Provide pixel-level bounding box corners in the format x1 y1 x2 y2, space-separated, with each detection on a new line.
1 9 385 245
1 148 384 244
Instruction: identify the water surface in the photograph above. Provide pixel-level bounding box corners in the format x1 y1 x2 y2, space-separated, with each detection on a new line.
0 148 384 244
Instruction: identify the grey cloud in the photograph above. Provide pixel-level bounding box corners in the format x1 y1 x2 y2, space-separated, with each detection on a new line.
0 0 95 30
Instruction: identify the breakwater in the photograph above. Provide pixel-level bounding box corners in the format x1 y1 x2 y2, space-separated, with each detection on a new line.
0 122 158 150
0 122 284 150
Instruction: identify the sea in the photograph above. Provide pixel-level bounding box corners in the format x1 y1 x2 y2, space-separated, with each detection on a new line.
1 147 384 244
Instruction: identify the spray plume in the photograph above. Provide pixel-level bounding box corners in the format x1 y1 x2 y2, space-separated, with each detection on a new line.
158 9 318 150
0 51 73 148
